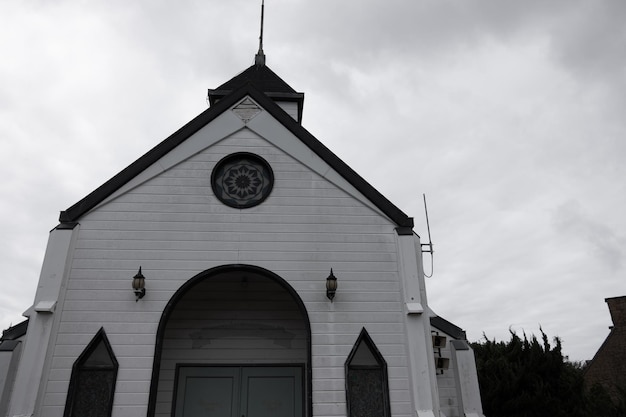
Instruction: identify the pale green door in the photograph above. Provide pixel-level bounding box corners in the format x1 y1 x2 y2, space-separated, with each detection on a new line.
175 366 303 417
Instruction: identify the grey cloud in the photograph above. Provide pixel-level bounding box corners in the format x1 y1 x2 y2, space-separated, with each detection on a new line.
1 0 625 363
553 200 624 271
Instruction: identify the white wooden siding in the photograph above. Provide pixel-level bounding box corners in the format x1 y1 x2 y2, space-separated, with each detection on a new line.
276 101 299 121
39 128 413 417
435 331 462 417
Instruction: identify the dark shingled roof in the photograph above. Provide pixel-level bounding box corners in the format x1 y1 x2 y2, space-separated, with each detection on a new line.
208 64 304 122
1 319 28 341
431 315 466 340
213 64 298 95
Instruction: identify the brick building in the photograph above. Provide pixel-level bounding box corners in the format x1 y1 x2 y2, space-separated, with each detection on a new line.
584 296 626 402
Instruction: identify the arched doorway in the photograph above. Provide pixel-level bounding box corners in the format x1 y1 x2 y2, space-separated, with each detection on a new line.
147 265 312 417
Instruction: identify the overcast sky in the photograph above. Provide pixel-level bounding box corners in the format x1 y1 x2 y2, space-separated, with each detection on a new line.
1 1 624 361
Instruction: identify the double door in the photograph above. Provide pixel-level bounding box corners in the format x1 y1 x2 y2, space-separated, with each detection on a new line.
174 366 303 417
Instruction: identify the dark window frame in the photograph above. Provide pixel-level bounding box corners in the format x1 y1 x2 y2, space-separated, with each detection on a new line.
63 327 119 417
211 152 274 209
345 327 391 417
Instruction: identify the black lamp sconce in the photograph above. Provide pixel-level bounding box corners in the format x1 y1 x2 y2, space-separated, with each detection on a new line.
326 269 338 301
132 267 146 301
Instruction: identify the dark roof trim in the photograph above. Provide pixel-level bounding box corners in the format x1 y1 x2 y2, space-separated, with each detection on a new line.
209 89 304 102
211 64 299 96
55 221 79 230
430 316 466 340
209 89 304 124
1 319 28 341
60 83 413 229
450 340 470 351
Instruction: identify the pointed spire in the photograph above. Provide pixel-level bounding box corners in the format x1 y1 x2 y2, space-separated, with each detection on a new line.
254 0 266 66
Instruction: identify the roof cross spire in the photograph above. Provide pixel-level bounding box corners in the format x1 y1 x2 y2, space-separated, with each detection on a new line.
254 0 266 67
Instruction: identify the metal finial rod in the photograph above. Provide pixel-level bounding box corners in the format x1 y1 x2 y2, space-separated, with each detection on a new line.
259 0 264 52
255 0 266 66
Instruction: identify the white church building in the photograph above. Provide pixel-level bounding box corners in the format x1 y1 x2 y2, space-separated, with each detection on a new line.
0 43 484 417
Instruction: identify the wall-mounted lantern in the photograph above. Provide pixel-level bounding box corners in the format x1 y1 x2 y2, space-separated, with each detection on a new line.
432 335 447 349
132 267 146 301
435 357 450 372
326 269 337 302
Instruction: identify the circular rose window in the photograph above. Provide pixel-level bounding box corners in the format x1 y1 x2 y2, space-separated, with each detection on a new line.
211 153 274 208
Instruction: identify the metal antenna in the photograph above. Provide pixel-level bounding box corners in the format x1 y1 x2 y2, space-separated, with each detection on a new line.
421 194 435 277
255 0 266 66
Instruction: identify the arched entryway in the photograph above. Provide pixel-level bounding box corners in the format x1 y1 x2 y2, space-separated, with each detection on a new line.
147 265 312 417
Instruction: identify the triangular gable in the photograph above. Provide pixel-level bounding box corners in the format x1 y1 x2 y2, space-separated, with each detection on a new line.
59 83 413 230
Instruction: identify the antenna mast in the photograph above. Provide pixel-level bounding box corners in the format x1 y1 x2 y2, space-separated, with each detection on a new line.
255 0 266 66
422 194 433 254
421 194 435 277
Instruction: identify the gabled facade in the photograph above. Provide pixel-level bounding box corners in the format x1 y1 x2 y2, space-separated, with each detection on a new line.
3 58 482 417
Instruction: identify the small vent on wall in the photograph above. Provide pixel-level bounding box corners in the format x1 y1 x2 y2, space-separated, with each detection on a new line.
233 98 262 123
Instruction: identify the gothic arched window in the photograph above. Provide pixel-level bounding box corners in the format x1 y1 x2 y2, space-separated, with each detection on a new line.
64 328 118 417
345 328 391 417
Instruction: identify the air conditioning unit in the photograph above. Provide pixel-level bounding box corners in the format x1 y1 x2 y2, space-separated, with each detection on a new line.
432 335 447 349
435 357 450 370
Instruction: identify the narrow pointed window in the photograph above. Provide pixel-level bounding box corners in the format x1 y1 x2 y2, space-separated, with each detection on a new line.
64 328 118 417
345 328 391 417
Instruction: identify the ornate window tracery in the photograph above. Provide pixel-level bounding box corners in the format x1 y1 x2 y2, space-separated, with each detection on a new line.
345 328 391 417
211 152 274 208
64 328 118 417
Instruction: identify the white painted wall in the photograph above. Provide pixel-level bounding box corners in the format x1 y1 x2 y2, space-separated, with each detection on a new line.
0 341 22 416
433 335 485 417
28 103 433 417
0 352 11 409
276 101 299 121
8 227 77 417
451 341 485 417
434 332 462 417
